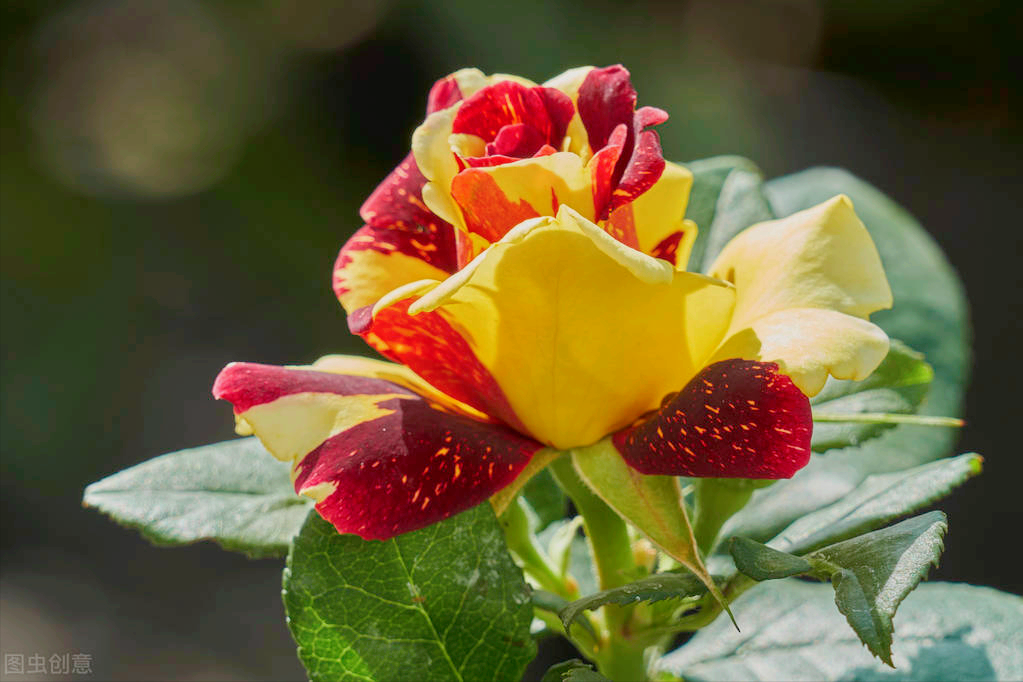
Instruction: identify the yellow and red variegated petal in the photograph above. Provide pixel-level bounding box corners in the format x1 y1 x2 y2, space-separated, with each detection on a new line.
613 359 812 479
212 362 543 540
348 298 529 435
352 69 475 276
449 169 543 243
449 152 594 244
609 161 694 264
332 223 455 313
310 354 493 423
649 221 698 268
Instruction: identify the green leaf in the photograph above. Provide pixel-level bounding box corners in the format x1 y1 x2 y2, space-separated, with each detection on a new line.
660 581 1023 682
521 468 569 531
810 511 948 665
729 513 948 665
719 168 970 544
559 572 710 632
683 156 774 273
282 505 536 682
731 513 947 665
82 438 311 558
769 453 982 555
729 537 812 581
810 340 934 452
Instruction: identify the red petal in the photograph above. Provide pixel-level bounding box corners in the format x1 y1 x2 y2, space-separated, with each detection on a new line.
462 154 521 168
577 65 637 152
612 359 812 479
213 363 541 540
537 87 574 143
485 123 548 158
453 81 552 141
351 298 528 436
635 105 669 128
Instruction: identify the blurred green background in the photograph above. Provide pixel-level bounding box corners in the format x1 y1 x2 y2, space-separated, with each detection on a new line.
1 0 1020 679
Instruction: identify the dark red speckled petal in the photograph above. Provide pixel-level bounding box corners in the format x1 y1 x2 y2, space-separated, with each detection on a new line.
613 359 812 479
213 363 541 540
298 394 540 540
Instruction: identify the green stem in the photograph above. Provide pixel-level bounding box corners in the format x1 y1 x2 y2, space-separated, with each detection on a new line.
692 479 756 556
550 458 647 682
549 458 636 592
812 412 964 427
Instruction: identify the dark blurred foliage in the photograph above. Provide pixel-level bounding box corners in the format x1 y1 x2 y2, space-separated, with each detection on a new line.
1 0 1019 680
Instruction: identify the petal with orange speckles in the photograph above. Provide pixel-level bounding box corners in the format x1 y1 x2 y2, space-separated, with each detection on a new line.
333 221 456 313
212 362 543 540
349 298 529 436
612 359 812 479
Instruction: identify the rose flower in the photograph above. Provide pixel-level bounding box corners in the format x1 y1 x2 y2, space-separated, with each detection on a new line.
213 66 892 541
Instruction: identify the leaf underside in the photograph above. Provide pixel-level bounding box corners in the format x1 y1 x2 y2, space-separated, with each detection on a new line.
83 437 310 558
660 581 1023 682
